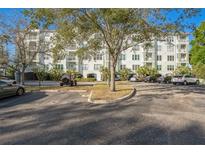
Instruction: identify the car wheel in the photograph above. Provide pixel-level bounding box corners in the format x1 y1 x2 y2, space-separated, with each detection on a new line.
16 88 24 96
183 81 188 85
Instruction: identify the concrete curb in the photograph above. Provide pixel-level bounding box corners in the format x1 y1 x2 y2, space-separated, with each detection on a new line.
88 88 136 104
31 89 88 93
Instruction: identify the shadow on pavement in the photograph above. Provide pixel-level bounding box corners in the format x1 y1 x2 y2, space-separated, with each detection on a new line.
0 92 48 109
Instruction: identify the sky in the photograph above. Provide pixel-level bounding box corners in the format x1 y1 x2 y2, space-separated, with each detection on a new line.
0 8 205 55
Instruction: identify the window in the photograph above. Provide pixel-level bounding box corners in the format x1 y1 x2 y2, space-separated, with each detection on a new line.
179 35 186 41
29 42 36 50
68 53 76 60
55 64 64 70
82 64 88 70
94 64 102 70
29 32 37 40
44 55 50 60
120 65 126 69
132 54 140 61
167 55 174 61
167 36 174 42
132 45 140 51
94 54 103 60
0 81 7 86
145 53 152 61
167 65 174 71
167 44 174 52
180 44 186 50
120 54 126 60
157 45 162 51
45 64 49 70
157 55 162 61
132 65 140 71
157 65 162 71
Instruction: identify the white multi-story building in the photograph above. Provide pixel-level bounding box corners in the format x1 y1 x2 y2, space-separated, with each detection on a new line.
23 30 190 81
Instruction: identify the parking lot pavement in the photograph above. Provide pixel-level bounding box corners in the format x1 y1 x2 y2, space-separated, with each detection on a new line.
1 82 205 144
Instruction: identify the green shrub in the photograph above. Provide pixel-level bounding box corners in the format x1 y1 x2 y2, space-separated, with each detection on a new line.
49 68 63 81
100 66 110 81
119 68 131 81
174 66 191 75
76 77 96 82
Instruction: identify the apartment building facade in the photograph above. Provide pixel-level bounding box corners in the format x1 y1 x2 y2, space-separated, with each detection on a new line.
23 30 190 81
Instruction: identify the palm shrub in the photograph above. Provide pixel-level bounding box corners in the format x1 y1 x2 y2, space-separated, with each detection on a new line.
33 67 48 86
174 66 191 75
49 67 63 81
119 68 131 81
136 66 158 78
100 66 110 81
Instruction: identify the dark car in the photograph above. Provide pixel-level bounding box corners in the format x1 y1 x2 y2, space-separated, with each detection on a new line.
0 80 25 99
157 76 172 84
60 74 77 86
144 75 157 83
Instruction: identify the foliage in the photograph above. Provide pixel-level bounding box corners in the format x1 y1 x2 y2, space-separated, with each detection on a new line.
5 66 15 79
25 8 199 91
33 67 48 86
100 66 110 81
76 77 96 82
190 22 205 65
49 67 63 81
136 66 158 78
119 68 131 81
192 64 205 79
174 66 191 75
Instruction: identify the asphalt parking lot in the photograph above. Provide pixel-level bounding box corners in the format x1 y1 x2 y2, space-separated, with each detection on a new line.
1 82 205 144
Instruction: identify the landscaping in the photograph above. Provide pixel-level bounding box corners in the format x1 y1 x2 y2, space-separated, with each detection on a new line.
90 81 134 102
26 85 93 92
26 81 134 103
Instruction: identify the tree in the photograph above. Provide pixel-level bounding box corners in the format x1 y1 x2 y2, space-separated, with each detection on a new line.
192 64 205 79
136 66 158 78
0 11 51 84
26 8 199 91
33 66 47 86
100 66 110 82
190 21 205 65
49 67 63 81
174 66 191 75
119 68 131 81
0 35 9 76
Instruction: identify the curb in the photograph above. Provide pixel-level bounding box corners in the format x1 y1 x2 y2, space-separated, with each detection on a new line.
31 89 88 93
88 88 136 104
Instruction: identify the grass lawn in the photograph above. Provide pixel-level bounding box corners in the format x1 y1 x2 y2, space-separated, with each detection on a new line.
26 85 93 92
91 81 133 101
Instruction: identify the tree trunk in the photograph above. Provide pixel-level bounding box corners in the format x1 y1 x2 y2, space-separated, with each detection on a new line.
107 53 111 87
20 68 25 85
110 58 116 92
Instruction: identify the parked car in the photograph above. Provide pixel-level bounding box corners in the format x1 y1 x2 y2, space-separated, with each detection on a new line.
157 76 172 84
60 74 77 86
144 75 157 83
0 80 25 99
172 75 199 85
0 76 16 84
115 74 121 81
129 75 137 82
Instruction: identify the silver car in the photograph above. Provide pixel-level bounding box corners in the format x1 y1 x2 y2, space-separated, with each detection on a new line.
172 75 199 85
0 80 25 99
